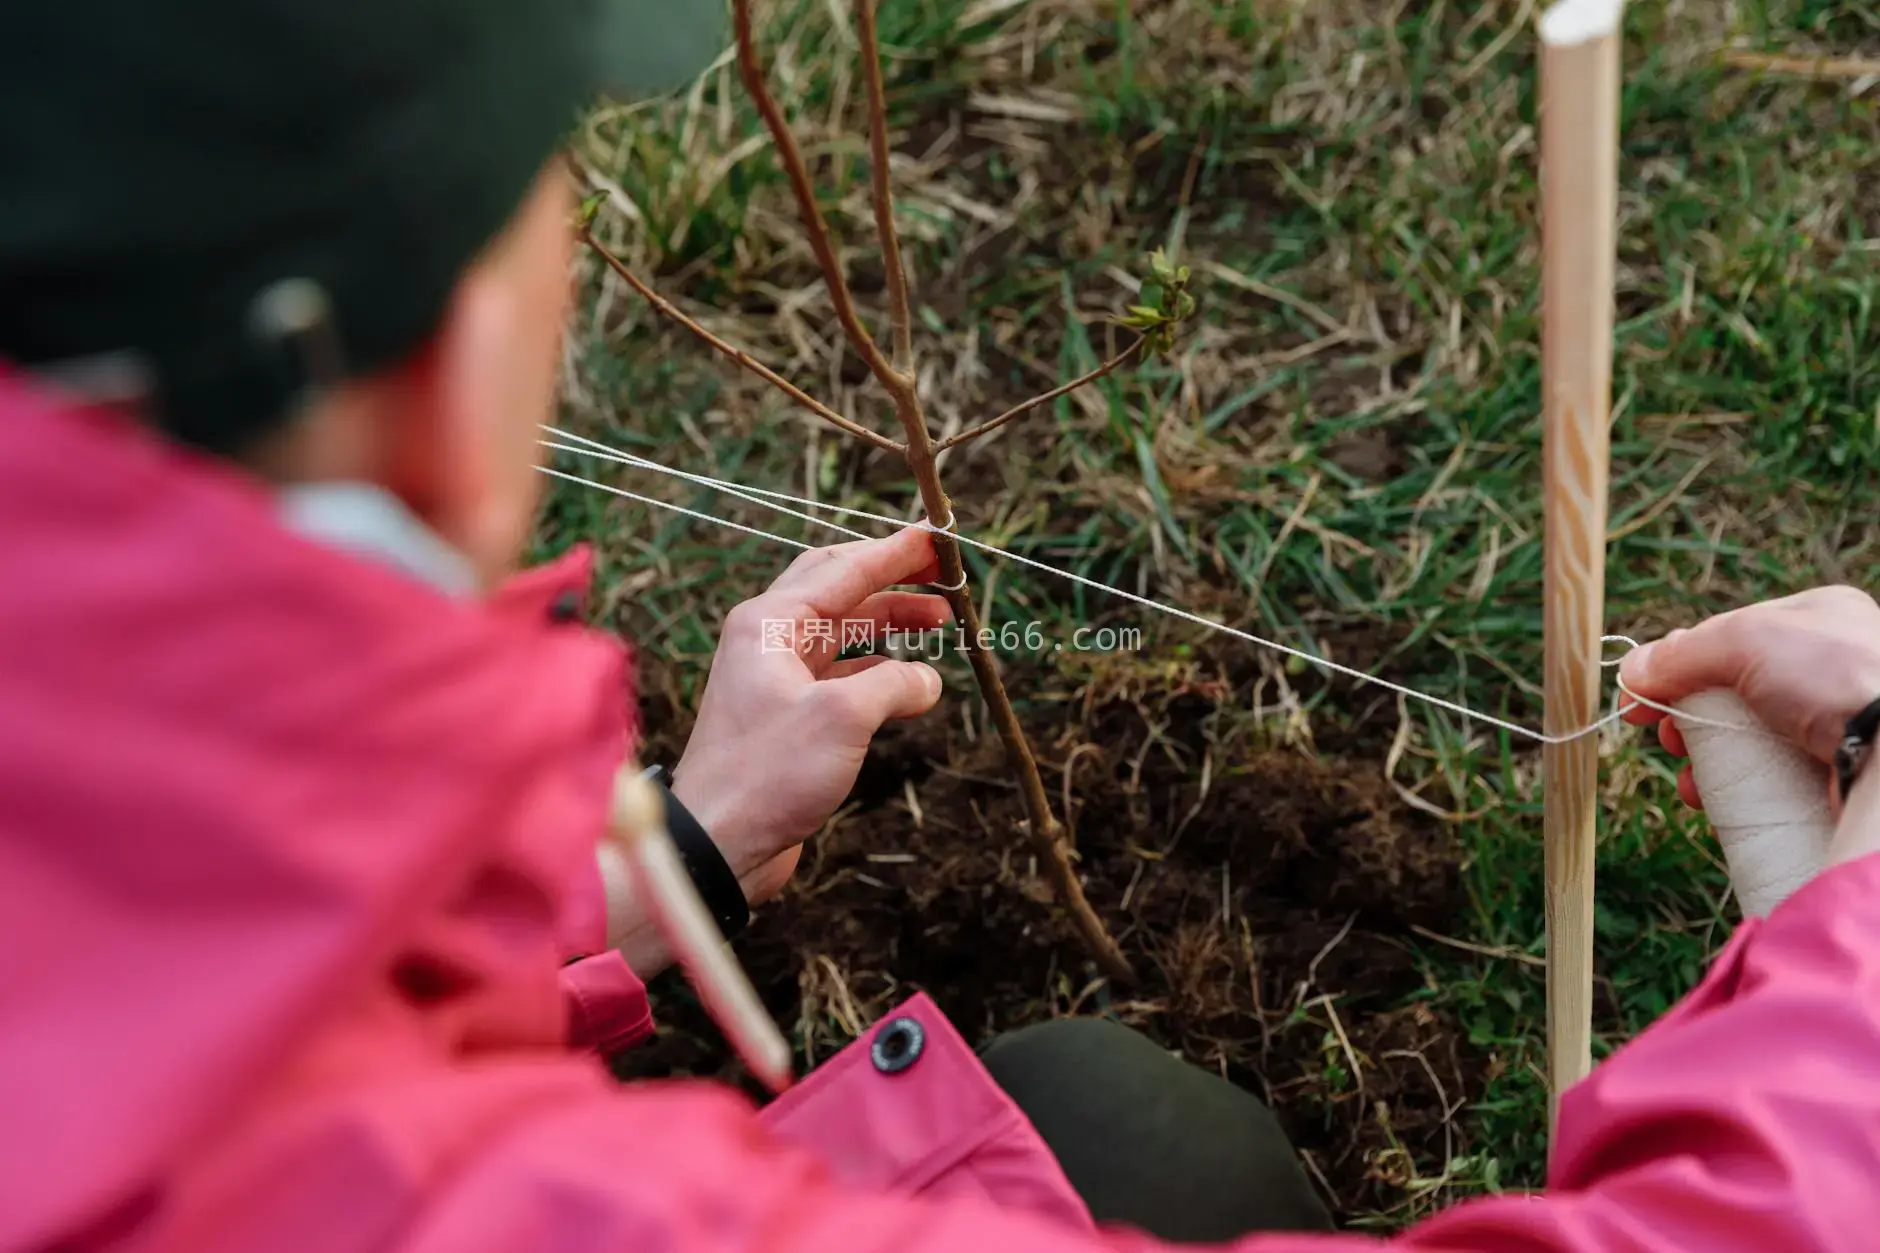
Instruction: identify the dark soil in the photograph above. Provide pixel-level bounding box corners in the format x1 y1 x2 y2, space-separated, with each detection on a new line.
620 646 1483 1224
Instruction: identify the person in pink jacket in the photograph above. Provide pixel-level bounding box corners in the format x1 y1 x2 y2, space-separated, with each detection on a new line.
4 2 1880 1251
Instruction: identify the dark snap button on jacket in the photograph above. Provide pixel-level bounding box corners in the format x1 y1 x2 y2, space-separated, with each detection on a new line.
870 1017 925 1075
548 590 583 624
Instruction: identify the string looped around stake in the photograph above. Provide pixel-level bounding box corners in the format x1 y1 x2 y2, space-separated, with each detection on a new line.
538 425 1759 747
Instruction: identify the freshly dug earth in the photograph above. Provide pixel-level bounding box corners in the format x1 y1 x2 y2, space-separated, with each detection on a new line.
620 648 1482 1224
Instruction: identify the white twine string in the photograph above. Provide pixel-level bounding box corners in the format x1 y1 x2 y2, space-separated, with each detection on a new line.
1614 667 1765 737
540 467 816 550
538 424 1757 747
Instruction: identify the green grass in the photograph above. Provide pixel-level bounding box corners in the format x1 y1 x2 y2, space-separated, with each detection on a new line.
548 0 1879 1213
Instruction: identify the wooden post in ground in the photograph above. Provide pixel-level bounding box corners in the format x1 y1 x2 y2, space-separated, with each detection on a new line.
1537 0 1623 1133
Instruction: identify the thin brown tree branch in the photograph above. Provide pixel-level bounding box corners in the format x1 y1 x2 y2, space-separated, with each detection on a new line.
733 0 1133 984
936 337 1147 454
1722 49 1880 80
582 230 902 455
854 0 914 375
731 0 901 393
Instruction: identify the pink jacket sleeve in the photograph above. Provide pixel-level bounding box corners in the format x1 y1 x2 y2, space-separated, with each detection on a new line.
487 548 661 1058
399 852 1880 1253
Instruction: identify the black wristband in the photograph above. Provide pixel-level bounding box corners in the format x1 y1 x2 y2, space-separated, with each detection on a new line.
644 766 750 940
1835 696 1880 807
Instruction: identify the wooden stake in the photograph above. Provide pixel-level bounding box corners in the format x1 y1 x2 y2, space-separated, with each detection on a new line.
1538 0 1623 1128
607 763 794 1094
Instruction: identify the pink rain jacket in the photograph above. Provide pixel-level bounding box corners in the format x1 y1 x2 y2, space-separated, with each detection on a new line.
3 371 1879 1252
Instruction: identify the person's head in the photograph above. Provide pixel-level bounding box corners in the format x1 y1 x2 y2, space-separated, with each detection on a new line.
247 161 577 588
0 2 724 586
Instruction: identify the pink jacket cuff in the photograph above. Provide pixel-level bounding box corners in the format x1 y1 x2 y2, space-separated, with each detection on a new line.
760 993 1093 1230
561 952 655 1055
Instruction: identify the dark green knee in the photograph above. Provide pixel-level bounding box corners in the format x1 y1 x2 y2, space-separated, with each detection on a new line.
980 1017 1332 1243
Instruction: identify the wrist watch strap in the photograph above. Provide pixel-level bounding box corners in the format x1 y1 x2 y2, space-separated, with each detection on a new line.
643 765 751 940
1835 696 1880 807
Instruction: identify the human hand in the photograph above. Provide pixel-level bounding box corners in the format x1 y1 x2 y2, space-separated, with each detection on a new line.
669 527 952 907
1619 586 1880 810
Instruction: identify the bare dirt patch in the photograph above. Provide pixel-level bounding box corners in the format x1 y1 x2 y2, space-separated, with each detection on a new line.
623 648 1480 1222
